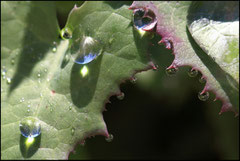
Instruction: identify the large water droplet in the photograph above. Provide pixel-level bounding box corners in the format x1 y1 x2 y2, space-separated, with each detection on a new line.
105 134 114 142
166 68 178 76
117 92 125 100
19 117 41 138
133 8 156 31
71 35 102 64
188 68 198 77
198 91 209 101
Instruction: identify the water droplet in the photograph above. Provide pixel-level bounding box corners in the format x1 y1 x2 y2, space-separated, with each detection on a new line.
50 108 53 112
27 109 30 113
27 104 31 108
6 77 11 84
117 92 125 100
166 68 178 76
37 73 41 78
60 27 72 39
130 77 137 84
105 134 114 142
198 91 209 101
44 69 48 73
188 68 198 77
71 127 75 135
69 106 72 110
2 70 6 77
19 117 41 138
80 140 86 146
40 93 43 98
52 41 57 53
134 9 154 30
71 35 103 64
199 77 206 84
11 58 15 65
19 97 25 103
152 64 159 71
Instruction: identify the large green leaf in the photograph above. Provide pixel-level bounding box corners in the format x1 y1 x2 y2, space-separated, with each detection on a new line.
1 1 150 159
129 1 239 114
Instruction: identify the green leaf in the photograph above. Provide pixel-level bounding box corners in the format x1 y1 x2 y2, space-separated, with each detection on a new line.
1 1 150 159
129 1 239 114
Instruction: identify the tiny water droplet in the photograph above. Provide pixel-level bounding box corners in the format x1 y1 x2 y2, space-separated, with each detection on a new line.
60 27 72 39
130 77 137 84
105 134 114 142
152 64 159 71
11 58 15 65
27 109 30 113
2 70 6 77
80 140 86 146
198 91 209 101
69 106 72 110
27 104 31 108
166 68 178 76
71 127 75 135
40 93 43 98
6 77 11 84
44 69 48 73
19 117 41 138
52 42 57 53
37 73 41 78
188 68 198 77
117 92 125 100
199 77 206 84
50 108 53 112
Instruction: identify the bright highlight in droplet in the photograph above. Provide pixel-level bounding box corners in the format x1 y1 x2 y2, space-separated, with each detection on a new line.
80 65 88 77
137 28 146 37
26 137 34 145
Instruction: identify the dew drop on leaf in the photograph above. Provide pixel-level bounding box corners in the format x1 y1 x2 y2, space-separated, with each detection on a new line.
60 27 72 39
71 35 102 64
166 68 178 76
130 76 137 84
199 77 206 84
105 134 114 142
11 58 15 65
71 127 75 135
6 77 11 84
19 117 41 138
198 91 209 101
188 68 198 77
37 73 41 78
117 92 125 100
52 41 57 53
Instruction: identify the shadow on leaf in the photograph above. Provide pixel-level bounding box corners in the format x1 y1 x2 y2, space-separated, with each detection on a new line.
20 134 41 158
70 55 102 108
8 2 59 96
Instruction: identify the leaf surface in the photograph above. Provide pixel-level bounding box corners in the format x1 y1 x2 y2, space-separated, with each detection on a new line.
129 1 239 114
1 1 150 159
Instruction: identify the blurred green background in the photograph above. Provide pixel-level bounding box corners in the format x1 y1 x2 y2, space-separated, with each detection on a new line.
55 1 239 159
